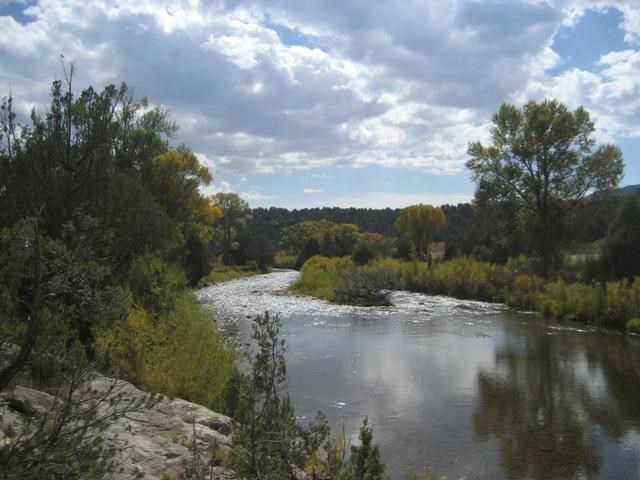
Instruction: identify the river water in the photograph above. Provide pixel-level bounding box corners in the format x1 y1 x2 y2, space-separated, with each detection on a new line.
197 270 640 480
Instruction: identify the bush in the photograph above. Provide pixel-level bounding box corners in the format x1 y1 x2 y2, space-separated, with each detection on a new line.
128 253 187 314
352 240 378 266
228 313 328 478
626 318 640 334
96 293 236 411
273 254 297 269
291 256 347 300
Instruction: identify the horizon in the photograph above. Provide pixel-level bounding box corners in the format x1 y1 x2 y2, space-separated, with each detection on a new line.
1 1 639 209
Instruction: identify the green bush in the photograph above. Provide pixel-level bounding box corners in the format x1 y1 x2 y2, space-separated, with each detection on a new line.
291 256 350 300
293 255 640 330
626 318 640 334
96 293 236 411
273 254 297 269
128 253 187 314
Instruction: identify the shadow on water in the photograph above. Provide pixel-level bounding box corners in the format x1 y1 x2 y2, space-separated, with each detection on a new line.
473 322 640 479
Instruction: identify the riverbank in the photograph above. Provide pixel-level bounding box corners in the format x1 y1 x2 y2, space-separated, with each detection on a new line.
292 256 640 330
198 265 266 287
0 375 235 479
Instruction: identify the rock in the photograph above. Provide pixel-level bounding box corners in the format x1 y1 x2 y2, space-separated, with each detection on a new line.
87 376 236 480
0 376 237 480
2 385 57 416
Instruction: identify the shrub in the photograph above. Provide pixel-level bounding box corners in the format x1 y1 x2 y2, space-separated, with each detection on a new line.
228 313 328 478
352 240 378 266
504 274 545 310
273 254 297 269
96 293 236 411
626 318 640 334
128 253 187 314
291 256 347 300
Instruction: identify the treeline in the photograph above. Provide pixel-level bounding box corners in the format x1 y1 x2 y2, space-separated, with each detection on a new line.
248 190 635 268
0 75 244 476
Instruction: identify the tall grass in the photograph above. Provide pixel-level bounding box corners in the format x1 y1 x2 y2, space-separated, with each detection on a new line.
294 256 640 329
96 292 236 411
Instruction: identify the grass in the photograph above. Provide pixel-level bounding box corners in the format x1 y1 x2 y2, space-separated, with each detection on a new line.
273 254 297 269
198 265 263 287
293 255 640 330
95 292 237 411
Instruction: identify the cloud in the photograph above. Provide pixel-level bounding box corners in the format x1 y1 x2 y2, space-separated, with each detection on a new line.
200 180 273 204
0 0 638 183
239 191 274 201
302 188 323 194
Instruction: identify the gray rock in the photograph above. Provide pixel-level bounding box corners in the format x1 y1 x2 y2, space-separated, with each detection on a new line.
2 385 57 416
1 376 237 480
86 376 236 480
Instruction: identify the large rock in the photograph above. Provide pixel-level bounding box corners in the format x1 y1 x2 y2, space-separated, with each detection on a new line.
1 376 236 480
90 376 236 479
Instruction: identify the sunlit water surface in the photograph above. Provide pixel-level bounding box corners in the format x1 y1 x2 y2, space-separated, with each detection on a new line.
197 270 640 480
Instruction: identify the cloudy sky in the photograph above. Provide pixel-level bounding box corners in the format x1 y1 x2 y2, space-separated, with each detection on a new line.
1 0 639 208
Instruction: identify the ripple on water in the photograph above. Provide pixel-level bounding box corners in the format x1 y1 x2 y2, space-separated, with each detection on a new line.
196 270 510 326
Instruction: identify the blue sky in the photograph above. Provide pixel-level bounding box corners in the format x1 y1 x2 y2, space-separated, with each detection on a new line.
1 0 639 209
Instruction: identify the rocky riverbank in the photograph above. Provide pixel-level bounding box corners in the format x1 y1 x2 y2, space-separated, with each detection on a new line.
0 376 236 479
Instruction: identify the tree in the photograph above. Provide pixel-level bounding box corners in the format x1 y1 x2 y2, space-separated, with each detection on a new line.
280 220 335 258
213 193 250 265
394 205 446 262
600 193 640 281
340 417 385 480
229 313 328 479
467 100 623 277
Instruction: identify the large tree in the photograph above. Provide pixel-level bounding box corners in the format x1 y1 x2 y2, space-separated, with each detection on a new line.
394 204 446 261
213 192 251 264
466 99 623 276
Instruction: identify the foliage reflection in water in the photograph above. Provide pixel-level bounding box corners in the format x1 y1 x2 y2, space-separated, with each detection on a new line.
197 271 640 479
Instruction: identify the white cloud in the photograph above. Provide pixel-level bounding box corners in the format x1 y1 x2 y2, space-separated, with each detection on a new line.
240 191 274 201
302 188 323 194
0 0 638 183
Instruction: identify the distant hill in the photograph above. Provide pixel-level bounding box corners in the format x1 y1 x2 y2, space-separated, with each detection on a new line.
587 184 640 200
617 184 640 196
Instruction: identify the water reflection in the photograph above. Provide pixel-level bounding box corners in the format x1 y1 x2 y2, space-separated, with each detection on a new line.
474 324 640 479
199 272 640 479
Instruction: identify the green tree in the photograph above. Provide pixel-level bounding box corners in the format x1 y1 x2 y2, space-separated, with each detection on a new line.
395 205 446 262
340 417 385 480
213 193 251 265
600 193 640 280
229 313 328 479
466 99 623 277
280 220 335 258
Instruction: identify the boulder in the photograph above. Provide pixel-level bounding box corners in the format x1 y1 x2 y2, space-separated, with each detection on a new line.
0 376 237 480
88 376 236 479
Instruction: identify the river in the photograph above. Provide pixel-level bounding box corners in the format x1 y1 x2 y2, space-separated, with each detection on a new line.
196 270 640 480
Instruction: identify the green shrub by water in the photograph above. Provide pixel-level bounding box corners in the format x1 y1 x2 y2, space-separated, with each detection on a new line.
627 318 640 334
96 292 236 411
97 254 237 411
294 256 640 329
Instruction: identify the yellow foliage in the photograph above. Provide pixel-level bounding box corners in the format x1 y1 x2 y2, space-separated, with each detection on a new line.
96 294 236 410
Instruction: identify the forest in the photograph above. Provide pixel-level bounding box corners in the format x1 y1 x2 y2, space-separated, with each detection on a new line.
1 77 639 479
